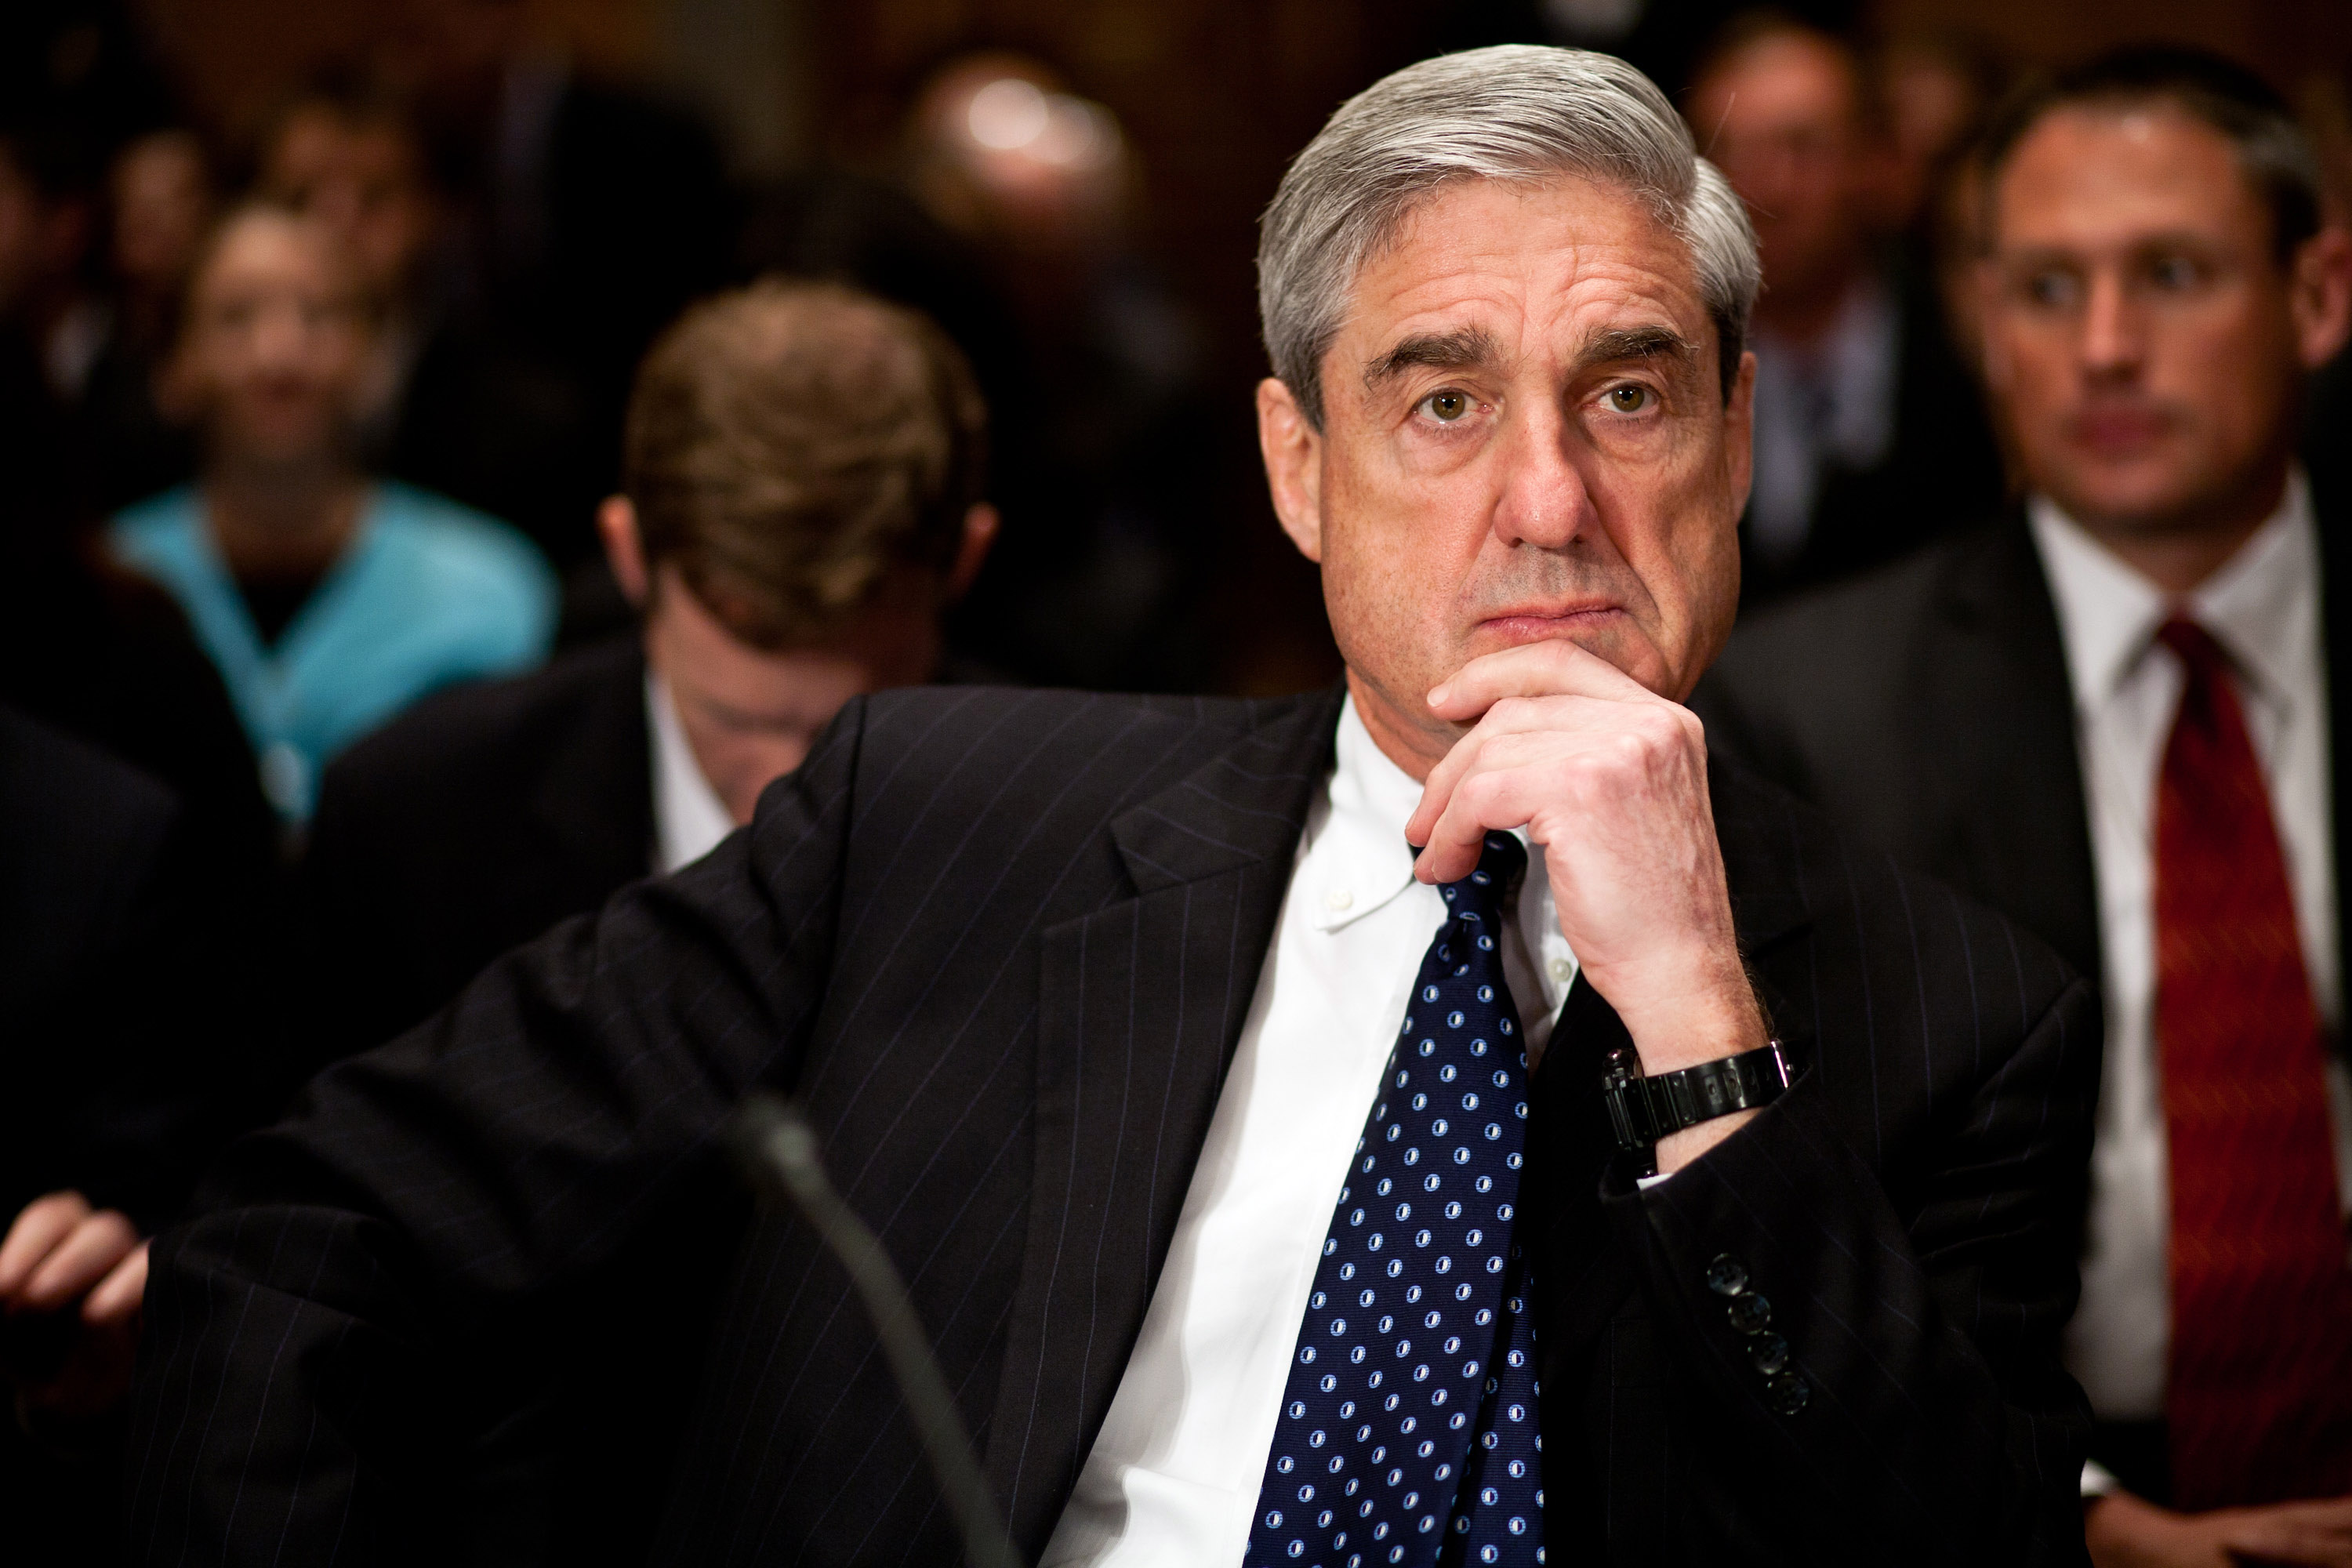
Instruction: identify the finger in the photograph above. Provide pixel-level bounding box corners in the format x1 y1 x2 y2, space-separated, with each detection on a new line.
0 1192 94 1300
82 1242 150 1327
1414 735 1560 885
2219 1518 2352 1565
1426 637 1653 724
1405 695 1624 851
20 1210 142 1313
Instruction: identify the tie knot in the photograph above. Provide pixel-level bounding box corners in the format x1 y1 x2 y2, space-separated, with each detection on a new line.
1436 832 1526 919
2157 616 2231 686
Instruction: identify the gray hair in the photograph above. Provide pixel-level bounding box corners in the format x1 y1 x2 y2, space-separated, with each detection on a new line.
1258 45 1760 426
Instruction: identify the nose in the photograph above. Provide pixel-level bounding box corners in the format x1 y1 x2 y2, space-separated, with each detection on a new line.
2078 267 2143 382
1489 401 1595 551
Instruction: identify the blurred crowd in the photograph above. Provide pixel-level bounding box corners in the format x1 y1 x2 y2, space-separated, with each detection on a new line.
6 0 2352 1562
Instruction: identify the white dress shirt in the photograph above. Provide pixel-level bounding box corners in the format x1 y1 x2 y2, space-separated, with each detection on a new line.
2034 473 2352 1430
1041 696 1577 1566
646 669 735 874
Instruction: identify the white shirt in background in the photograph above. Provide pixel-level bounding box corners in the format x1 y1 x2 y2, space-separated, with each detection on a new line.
2032 470 2352 1433
1041 695 1578 1567
647 669 735 874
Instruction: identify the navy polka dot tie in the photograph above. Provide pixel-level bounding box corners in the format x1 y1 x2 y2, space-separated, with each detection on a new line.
1245 832 1544 1567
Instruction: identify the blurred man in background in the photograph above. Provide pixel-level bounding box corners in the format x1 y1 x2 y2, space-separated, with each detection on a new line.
1697 47 2352 1563
383 0 731 577
900 53 1214 691
302 279 996 1058
109 202 557 826
258 71 592 565
74 126 214 509
1687 15 2003 604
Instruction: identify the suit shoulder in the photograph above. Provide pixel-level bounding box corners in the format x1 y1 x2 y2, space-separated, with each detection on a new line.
853 685 1290 764
0 705 178 848
828 685 1330 844
0 706 180 973
321 639 641 810
1727 530 1969 670
1700 524 2008 750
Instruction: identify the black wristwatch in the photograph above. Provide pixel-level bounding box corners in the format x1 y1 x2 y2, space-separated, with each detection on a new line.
1599 1037 1791 1152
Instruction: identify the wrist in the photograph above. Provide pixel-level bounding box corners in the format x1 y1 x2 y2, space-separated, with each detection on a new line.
1653 1109 1757 1174
1610 965 1765 1073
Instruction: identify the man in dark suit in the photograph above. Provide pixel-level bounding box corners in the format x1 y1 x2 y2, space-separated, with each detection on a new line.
1696 49 2352 1566
1684 16 2005 608
302 278 998 1061
129 47 2095 1565
0 707 238 1566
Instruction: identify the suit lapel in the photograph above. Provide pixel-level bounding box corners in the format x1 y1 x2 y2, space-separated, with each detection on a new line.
1918 517 2102 982
986 687 1345 1549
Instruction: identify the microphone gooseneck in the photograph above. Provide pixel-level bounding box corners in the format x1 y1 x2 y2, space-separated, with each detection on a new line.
723 1093 1027 1568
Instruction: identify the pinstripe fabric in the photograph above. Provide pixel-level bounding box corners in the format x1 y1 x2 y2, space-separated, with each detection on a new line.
125 684 2095 1566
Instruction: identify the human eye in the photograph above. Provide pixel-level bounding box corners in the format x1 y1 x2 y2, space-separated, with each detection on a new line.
1416 388 1472 423
2143 251 2209 293
1602 383 1653 415
2018 266 2081 310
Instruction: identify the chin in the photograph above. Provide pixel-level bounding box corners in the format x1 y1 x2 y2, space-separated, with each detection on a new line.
1466 612 1670 691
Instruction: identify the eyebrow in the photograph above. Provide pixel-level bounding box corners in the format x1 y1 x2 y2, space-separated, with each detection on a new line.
1572 325 1693 376
1360 321 1696 396
1362 326 1502 392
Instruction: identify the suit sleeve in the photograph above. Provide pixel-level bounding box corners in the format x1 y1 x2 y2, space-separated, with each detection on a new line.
122 699 869 1566
1610 975 2098 1566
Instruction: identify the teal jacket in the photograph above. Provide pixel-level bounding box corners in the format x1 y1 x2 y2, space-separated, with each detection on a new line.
111 482 558 820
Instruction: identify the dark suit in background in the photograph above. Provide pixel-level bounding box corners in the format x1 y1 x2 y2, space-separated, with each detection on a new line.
1738 269 2009 611
2 707 229 1567
132 686 2096 1565
1697 499 2352 1040
1694 514 2106 981
303 636 651 1063
1692 499 2352 1494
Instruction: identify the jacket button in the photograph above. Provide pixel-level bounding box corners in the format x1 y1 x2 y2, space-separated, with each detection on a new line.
1704 1254 1749 1296
1766 1373 1809 1415
1726 1292 1772 1334
1748 1331 1790 1377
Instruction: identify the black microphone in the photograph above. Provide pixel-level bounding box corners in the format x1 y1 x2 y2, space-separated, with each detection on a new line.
724 1093 1026 1568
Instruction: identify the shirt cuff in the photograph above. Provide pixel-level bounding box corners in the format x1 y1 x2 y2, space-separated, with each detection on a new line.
2081 1459 2120 1498
1635 1171 1673 1190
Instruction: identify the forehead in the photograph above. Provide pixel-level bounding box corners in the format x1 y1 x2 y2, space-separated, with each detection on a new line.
1338 174 1705 361
1994 103 2266 249
275 111 418 176
199 217 342 295
1692 35 1858 129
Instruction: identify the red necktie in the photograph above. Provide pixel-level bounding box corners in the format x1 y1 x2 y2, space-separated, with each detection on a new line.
2155 616 2352 1508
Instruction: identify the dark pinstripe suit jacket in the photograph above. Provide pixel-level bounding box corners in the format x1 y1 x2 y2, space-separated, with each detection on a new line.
127 684 2097 1566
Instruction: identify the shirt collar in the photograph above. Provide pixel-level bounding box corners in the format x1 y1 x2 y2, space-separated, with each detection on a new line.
1308 695 1427 932
646 668 735 873
2028 466 2317 716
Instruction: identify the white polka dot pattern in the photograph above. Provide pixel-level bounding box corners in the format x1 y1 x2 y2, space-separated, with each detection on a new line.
1244 834 1546 1567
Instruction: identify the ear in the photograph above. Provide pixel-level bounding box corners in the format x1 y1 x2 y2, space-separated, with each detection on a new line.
2291 227 2352 371
598 495 650 607
1722 349 1757 517
1258 376 1327 564
946 502 1000 601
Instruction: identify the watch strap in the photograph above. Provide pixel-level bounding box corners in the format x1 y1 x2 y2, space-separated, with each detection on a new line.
1600 1038 1791 1150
